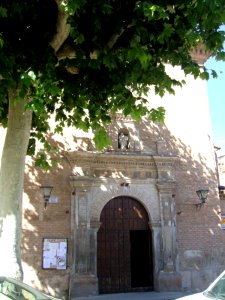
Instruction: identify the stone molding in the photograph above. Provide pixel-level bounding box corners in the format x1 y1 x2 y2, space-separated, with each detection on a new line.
89 183 159 224
156 181 177 194
66 151 179 181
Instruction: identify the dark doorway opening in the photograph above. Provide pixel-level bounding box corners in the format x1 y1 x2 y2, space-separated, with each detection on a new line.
130 230 153 288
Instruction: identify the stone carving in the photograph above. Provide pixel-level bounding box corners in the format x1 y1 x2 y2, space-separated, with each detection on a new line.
118 132 129 150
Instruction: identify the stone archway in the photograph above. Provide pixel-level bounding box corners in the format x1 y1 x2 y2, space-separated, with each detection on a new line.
97 196 153 294
69 153 180 297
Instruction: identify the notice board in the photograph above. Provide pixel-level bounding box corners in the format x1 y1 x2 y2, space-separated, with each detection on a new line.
42 238 67 270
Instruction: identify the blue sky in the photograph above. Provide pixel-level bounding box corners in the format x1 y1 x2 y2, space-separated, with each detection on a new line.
205 56 225 156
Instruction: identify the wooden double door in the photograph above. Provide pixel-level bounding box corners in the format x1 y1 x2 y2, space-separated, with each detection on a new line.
97 196 153 294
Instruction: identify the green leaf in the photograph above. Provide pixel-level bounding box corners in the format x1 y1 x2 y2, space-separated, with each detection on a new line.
216 51 225 61
211 69 218 78
158 23 175 43
61 0 87 15
27 138 36 156
200 71 209 80
75 33 85 44
149 107 165 123
93 127 112 150
103 54 117 69
101 3 113 14
0 6 7 17
34 152 51 170
0 33 4 47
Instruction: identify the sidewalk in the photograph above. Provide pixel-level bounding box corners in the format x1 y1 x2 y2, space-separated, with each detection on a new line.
74 291 190 300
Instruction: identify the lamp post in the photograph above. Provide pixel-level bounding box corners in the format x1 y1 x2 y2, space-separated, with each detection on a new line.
40 185 53 209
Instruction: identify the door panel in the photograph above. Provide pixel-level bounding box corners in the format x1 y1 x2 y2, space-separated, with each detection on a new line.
97 196 153 294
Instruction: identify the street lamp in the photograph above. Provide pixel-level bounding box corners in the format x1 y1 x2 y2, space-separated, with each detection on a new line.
40 185 53 209
195 189 209 208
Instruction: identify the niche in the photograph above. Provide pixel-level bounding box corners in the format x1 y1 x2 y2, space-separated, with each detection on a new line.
118 129 130 150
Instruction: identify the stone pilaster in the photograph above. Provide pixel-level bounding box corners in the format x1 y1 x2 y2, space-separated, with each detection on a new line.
70 176 99 297
156 181 181 291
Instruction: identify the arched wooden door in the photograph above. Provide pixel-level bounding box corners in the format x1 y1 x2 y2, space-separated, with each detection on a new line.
97 196 153 294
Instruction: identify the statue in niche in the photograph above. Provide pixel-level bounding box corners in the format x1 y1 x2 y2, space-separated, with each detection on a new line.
118 132 129 150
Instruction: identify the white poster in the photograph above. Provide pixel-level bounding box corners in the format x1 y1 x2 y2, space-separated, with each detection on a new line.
43 238 67 269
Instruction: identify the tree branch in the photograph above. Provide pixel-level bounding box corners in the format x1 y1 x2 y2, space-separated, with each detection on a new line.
107 21 135 49
50 0 70 53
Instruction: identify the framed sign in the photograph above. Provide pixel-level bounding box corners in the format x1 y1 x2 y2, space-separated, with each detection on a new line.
42 238 67 270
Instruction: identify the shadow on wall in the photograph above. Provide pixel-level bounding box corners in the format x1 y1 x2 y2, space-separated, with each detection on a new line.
22 116 224 297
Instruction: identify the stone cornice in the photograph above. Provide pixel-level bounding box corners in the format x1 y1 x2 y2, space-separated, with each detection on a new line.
66 151 179 181
66 151 179 169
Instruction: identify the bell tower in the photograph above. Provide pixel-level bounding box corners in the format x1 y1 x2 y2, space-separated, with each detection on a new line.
190 42 212 66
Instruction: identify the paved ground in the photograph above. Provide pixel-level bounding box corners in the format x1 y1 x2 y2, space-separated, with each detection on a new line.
74 291 191 300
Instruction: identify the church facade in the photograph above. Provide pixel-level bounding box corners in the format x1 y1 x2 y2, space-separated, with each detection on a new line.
20 49 225 299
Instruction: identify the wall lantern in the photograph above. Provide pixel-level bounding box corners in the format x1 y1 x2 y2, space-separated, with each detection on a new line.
219 185 225 195
40 185 53 209
195 189 209 208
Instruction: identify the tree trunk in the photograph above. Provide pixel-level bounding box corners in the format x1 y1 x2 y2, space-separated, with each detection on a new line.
0 2 69 280
0 91 32 279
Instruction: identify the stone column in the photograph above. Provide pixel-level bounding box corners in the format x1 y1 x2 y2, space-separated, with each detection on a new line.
157 181 181 291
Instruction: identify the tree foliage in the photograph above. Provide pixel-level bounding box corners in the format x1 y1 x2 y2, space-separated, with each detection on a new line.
0 0 225 158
